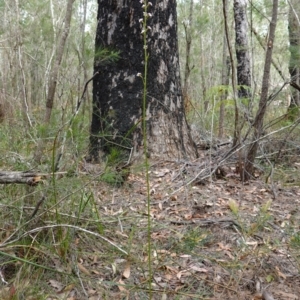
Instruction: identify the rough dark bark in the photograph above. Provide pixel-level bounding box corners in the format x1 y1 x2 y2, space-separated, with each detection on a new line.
244 0 278 181
234 0 252 130
234 0 252 114
222 0 239 146
288 0 300 110
90 0 197 161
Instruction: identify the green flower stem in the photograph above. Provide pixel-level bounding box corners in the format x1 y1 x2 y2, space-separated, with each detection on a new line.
141 1 152 298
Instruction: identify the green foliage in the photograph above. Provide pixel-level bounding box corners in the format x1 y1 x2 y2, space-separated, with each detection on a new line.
180 228 210 253
248 200 273 234
106 147 122 165
100 167 125 186
229 199 273 237
286 105 300 122
94 47 120 66
290 233 300 249
228 199 239 216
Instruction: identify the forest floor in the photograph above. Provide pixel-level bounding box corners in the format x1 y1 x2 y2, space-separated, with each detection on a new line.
1 150 300 299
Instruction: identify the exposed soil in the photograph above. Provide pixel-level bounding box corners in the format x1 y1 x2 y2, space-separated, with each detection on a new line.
95 158 300 300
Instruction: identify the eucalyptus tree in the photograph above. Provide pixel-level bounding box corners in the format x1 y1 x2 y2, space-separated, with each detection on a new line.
288 0 300 112
244 0 279 180
181 0 194 110
233 0 252 120
89 0 198 161
44 0 75 123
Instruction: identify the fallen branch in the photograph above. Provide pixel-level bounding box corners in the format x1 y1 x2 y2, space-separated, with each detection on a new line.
0 171 67 185
170 218 242 229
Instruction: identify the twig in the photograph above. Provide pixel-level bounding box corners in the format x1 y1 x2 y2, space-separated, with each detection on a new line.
0 173 104 247
171 116 300 192
76 71 99 113
0 224 128 255
28 196 46 220
170 218 242 229
71 253 88 297
54 71 100 171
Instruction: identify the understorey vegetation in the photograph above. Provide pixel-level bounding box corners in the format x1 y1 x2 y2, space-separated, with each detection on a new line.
0 0 300 299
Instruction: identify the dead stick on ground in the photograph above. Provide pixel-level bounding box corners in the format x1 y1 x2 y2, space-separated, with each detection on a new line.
0 171 67 185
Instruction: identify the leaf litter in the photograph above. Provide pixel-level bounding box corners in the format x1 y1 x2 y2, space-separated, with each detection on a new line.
0 157 300 299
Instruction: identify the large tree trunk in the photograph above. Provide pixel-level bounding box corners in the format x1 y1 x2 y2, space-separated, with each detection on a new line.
288 0 300 112
89 0 198 161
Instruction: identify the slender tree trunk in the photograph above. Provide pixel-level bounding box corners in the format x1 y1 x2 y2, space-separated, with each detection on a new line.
251 26 285 81
234 0 252 120
233 0 252 180
288 0 300 116
244 0 278 181
199 36 207 111
44 0 75 123
219 55 230 139
219 0 230 139
15 0 32 127
90 0 198 161
79 0 89 128
34 0 75 164
182 0 194 112
222 0 239 146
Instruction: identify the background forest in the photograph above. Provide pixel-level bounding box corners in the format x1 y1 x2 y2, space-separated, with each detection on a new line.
0 0 300 299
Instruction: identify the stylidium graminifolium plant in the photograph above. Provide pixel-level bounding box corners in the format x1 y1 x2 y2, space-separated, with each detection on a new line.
137 1 154 298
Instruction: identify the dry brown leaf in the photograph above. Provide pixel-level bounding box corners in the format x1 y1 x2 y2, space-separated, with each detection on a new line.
153 169 170 177
160 265 178 274
170 195 177 201
122 262 131 279
275 266 286 279
164 274 173 281
48 279 64 292
117 279 128 292
58 284 75 294
224 250 234 259
87 288 97 296
176 271 182 279
217 242 232 251
116 231 128 238
189 265 208 273
184 214 192 220
77 263 91 276
277 290 298 299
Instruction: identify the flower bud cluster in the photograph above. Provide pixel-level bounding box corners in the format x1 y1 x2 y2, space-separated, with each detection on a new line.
137 0 152 79
139 1 152 35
